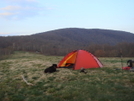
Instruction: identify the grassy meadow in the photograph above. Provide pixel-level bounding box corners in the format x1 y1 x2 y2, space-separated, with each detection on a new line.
0 51 134 101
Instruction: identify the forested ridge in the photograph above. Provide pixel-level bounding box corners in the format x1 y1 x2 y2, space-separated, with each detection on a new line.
0 28 134 59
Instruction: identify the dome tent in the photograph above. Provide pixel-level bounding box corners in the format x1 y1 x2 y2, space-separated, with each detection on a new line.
57 50 103 70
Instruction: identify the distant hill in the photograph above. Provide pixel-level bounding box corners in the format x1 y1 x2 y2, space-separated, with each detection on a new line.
0 28 134 56
33 28 134 45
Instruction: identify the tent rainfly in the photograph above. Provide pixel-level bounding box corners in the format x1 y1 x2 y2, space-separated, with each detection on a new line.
57 50 103 70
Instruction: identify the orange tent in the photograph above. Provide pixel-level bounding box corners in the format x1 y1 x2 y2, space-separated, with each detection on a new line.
57 50 103 70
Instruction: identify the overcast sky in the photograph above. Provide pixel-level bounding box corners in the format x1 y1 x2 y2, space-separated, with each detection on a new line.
0 0 134 36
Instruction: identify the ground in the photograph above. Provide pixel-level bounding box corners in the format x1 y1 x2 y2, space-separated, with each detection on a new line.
0 51 134 101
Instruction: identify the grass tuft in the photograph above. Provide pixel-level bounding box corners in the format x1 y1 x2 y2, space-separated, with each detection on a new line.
0 52 134 101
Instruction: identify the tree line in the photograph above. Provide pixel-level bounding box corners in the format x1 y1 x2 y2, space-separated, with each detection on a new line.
86 42 134 57
0 28 134 59
0 41 134 60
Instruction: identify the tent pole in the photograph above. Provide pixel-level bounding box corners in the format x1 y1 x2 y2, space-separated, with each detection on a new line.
120 49 123 70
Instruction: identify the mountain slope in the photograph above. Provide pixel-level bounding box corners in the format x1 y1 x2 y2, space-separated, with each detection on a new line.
0 28 134 56
33 28 134 45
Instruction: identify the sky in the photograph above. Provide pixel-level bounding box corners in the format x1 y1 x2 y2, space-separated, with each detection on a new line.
0 0 134 36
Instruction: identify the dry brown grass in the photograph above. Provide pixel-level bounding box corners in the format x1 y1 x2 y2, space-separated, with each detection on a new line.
100 57 134 68
0 51 134 101
0 52 134 84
